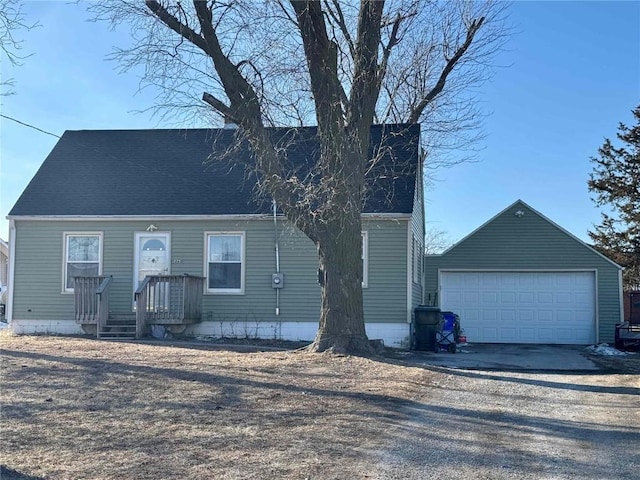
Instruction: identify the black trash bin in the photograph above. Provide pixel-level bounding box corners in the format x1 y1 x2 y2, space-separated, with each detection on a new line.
414 305 441 351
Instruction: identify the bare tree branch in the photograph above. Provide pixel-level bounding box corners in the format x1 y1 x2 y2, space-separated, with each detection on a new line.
324 0 355 59
407 16 484 124
0 0 38 94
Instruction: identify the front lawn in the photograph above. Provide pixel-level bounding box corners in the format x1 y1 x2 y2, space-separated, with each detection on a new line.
0 335 430 479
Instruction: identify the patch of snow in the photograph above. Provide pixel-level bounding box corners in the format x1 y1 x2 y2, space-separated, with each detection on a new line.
0 321 9 329
586 343 629 356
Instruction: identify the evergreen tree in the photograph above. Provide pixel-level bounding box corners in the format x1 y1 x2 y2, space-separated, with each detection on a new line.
588 105 640 290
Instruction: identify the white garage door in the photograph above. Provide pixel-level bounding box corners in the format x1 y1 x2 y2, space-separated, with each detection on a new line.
440 271 596 344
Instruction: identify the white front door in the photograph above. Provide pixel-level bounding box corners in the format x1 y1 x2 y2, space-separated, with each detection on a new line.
134 232 171 300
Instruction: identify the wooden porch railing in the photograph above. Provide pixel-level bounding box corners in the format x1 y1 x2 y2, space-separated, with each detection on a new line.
134 274 204 337
74 276 113 326
95 276 113 337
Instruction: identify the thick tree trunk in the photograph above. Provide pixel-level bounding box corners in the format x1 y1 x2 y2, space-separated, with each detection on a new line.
308 216 373 355
305 137 374 355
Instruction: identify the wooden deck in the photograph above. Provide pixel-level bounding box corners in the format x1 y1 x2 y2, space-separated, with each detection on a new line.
74 274 204 339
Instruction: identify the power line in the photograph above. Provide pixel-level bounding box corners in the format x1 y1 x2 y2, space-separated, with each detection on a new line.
0 114 61 138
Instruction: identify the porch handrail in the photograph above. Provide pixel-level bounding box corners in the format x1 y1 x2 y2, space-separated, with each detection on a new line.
134 274 204 337
96 276 113 295
134 276 151 338
134 276 151 298
95 276 113 338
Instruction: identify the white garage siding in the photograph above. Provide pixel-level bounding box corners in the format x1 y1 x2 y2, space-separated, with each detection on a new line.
440 271 596 344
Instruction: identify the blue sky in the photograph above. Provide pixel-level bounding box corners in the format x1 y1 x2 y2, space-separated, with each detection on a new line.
1 1 639 244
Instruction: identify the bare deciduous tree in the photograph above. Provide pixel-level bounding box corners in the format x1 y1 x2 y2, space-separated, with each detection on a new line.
425 227 455 255
0 0 37 94
91 0 509 354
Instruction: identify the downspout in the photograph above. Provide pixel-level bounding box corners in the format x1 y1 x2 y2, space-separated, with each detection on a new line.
273 200 280 316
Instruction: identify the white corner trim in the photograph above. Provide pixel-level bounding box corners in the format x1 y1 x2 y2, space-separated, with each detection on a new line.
7 219 16 323
406 221 412 323
362 231 369 289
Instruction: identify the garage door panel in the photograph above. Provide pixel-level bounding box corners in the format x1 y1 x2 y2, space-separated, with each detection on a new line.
500 327 517 341
519 327 536 342
519 275 536 287
464 325 481 339
481 327 499 341
556 328 574 342
535 310 551 322
464 291 480 303
482 292 498 304
574 329 593 344
538 292 553 303
575 292 591 304
483 274 499 286
501 292 517 303
575 274 592 286
537 275 555 287
442 290 462 304
464 274 480 288
538 328 554 341
500 310 516 321
482 310 498 321
518 292 535 303
440 271 595 344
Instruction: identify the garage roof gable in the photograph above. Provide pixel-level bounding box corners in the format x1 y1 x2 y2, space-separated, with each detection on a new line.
440 199 622 270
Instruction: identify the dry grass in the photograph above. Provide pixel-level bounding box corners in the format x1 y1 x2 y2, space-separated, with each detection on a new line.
0 334 433 480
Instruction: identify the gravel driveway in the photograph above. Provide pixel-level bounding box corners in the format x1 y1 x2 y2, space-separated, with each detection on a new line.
376 367 639 479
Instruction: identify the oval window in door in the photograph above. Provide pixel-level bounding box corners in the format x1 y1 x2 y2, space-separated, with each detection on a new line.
143 239 165 251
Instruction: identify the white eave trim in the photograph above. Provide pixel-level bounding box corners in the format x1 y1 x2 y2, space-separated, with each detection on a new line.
7 212 412 222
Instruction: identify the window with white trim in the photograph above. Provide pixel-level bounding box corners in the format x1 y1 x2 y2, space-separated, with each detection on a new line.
63 233 102 292
362 231 368 288
206 232 244 293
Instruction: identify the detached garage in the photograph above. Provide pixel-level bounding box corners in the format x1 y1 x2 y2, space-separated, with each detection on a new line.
425 200 623 345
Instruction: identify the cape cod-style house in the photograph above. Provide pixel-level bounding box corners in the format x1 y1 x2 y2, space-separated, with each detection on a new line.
6 124 424 348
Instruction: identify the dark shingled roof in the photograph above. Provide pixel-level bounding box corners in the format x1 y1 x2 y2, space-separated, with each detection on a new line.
9 124 419 217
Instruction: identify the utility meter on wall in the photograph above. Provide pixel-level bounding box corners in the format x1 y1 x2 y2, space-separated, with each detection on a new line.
271 273 284 289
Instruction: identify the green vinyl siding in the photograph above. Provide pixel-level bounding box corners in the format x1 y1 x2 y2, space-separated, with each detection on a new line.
12 217 410 326
424 201 622 343
410 172 425 315
363 219 408 323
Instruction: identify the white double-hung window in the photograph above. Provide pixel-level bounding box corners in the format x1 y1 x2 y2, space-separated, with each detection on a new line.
63 233 102 292
206 232 244 293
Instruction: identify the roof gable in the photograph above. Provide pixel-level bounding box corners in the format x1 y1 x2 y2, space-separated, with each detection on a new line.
440 199 622 269
9 124 419 217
